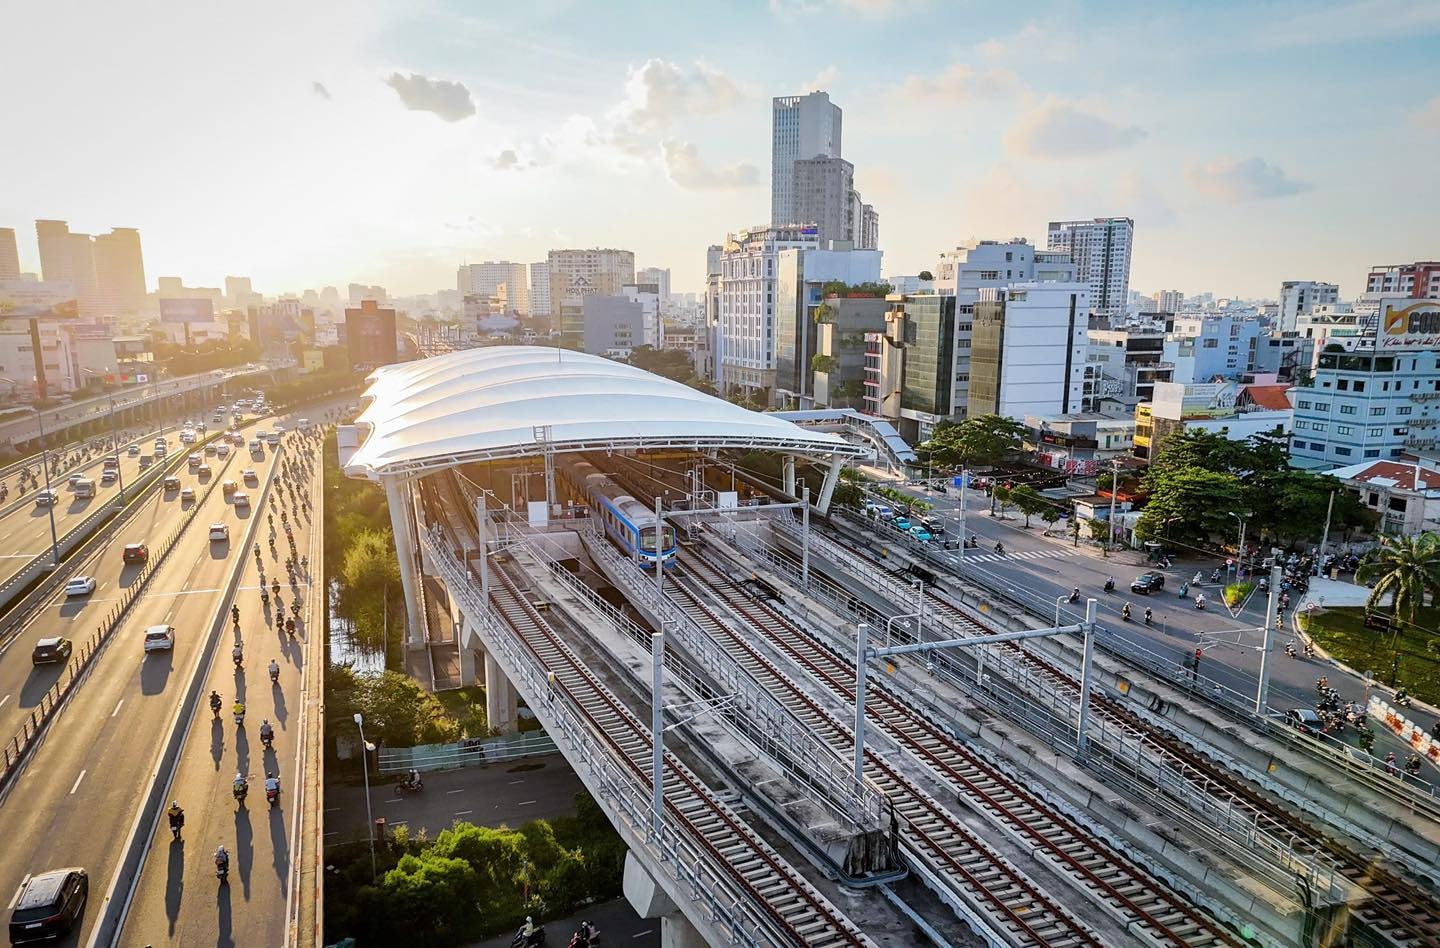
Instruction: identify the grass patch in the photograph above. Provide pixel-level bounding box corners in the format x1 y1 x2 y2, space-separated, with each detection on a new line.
1300 606 1440 704
1224 581 1255 608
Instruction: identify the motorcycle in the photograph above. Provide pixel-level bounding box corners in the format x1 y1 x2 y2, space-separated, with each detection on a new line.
1103 579 1115 594
511 926 547 948
1067 589 1080 603
215 856 229 883
1143 609 1152 626
1121 605 1131 621
233 781 248 804
395 773 425 796
265 780 281 806
567 927 599 948
1194 596 1207 611
1395 690 1413 708
260 589 269 605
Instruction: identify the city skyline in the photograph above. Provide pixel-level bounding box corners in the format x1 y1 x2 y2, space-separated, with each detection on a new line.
2 0 1437 300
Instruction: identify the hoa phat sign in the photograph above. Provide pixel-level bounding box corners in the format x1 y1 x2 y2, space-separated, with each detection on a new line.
1380 299 1440 351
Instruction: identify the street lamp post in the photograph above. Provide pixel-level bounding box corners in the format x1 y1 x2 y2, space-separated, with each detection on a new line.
1228 511 1251 579
34 407 60 568
107 396 125 503
353 712 378 880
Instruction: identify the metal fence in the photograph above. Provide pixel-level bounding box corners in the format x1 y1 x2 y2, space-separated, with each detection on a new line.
377 730 559 774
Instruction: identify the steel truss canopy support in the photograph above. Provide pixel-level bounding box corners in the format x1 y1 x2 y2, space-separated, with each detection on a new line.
343 346 864 481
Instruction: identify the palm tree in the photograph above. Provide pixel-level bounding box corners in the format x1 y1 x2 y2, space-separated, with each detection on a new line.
1355 533 1440 627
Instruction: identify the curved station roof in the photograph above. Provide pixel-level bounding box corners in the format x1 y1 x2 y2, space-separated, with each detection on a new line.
344 346 864 479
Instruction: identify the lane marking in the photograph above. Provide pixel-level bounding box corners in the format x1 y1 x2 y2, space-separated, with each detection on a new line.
446 788 465 794
517 800 536 807
111 698 124 718
454 809 473 816
508 779 524 785
383 798 403 805
0 694 9 710
324 807 341 813
70 770 86 794
633 932 654 940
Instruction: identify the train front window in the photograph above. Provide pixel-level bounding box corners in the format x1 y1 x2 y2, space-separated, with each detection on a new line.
639 527 674 552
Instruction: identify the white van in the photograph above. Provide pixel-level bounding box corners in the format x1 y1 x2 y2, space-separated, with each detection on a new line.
73 478 96 498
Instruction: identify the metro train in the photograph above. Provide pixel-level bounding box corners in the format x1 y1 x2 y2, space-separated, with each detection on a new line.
556 454 677 569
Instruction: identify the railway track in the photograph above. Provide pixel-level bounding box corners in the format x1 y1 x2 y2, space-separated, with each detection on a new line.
772 515 1440 947
466 547 873 948
655 541 1235 948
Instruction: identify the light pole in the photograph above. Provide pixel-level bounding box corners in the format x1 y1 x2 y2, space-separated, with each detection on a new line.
1228 511 1251 579
353 712 377 880
107 396 125 503
34 407 60 568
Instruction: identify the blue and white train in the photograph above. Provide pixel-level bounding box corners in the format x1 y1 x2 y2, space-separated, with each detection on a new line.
557 455 677 570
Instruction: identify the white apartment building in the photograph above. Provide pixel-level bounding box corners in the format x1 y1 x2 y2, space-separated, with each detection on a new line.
771 91 842 226
0 228 18 280
623 283 662 348
547 249 635 312
1046 217 1133 319
1153 289 1184 313
1278 280 1339 333
716 224 819 393
458 261 529 315
529 262 551 318
0 319 74 395
969 283 1090 421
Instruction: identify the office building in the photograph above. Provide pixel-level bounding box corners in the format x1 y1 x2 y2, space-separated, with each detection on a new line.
864 294 957 442
580 296 643 355
92 228 146 316
716 224 820 395
1278 280 1338 333
1366 261 1440 299
1289 299 1440 470
0 228 18 280
529 262 551 319
773 246 883 403
35 220 77 286
637 267 671 303
622 283 662 348
344 299 398 370
791 156 853 244
772 91 842 226
1164 313 1260 383
809 296 890 409
547 249 635 313
1046 217 1133 319
858 201 879 251
968 283 1089 421
1087 326 1172 404
458 261 529 315
226 276 254 307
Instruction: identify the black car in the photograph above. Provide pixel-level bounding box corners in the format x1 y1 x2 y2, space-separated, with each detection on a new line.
31 637 73 666
122 543 149 564
8 867 88 943
1130 572 1166 594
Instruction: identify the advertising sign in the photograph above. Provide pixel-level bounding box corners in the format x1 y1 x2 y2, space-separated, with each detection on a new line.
159 298 216 323
1379 299 1440 351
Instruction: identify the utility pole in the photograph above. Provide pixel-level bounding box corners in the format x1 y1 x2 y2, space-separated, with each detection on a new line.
1106 457 1120 557
801 485 811 586
108 397 124 503
958 467 967 559
853 622 869 784
35 408 60 567
1316 490 1336 575
654 495 664 600
1256 565 1282 714
650 630 665 839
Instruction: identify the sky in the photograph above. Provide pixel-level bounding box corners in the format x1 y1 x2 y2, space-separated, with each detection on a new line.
2 0 1438 301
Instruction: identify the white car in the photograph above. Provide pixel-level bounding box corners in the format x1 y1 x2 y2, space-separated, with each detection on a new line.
216 444 230 458
247 440 261 452
180 486 196 502
242 469 258 484
197 463 212 477
232 492 250 507
209 523 229 541
127 444 140 456
64 576 97 597
143 624 176 652
34 489 57 508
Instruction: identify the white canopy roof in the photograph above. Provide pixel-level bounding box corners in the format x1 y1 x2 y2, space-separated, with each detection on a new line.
344 346 862 479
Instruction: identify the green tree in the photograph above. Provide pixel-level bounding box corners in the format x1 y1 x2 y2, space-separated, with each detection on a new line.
358 852 485 947
921 415 1025 470
810 354 839 374
329 667 461 746
626 345 694 382
1135 468 1246 548
992 483 1013 518
1355 533 1440 627
917 270 933 281
1010 484 1047 528
811 302 836 323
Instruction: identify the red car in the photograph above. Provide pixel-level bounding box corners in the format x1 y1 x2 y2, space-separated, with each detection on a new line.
122 543 149 564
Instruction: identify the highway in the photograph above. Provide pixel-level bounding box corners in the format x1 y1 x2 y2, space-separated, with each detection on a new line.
119 431 322 946
0 432 171 592
0 415 294 947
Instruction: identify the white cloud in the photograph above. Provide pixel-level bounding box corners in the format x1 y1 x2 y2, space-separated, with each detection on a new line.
662 141 759 190
1185 157 1311 202
1004 97 1146 158
606 59 745 157
311 81 331 100
383 72 476 122
899 62 1017 103
804 66 840 91
1414 96 1440 130
977 21 1075 64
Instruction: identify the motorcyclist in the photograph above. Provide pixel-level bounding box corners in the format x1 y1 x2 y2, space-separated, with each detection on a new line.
232 644 243 667
167 801 185 837
1396 687 1411 706
1068 587 1080 603
264 772 281 800
1121 602 1132 620
521 916 541 946
572 920 597 947
1143 606 1152 625
268 658 280 682
994 541 1004 554
232 772 248 799
259 719 275 746
1194 593 1207 610
209 690 222 716
1104 576 1115 593
1285 641 1296 658
214 844 229 874
233 700 245 724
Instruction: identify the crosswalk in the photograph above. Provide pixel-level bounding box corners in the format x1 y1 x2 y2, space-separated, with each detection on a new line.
960 547 1079 564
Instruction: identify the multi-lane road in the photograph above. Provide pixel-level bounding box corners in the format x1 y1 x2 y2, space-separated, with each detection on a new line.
0 405 326 947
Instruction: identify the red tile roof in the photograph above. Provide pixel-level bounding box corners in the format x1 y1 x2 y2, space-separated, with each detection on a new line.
1241 385 1292 410
1339 461 1440 492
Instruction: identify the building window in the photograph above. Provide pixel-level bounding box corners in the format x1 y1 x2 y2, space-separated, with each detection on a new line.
1354 380 1365 392
1312 423 1327 432
1368 406 1385 416
1334 447 1352 456
1295 421 1308 430
1368 427 1383 436
1339 405 1356 415
1314 403 1329 412
1364 449 1380 457
1337 379 1349 390
1203 339 1218 348
1396 406 1412 416
1298 400 1311 409
1337 425 1353 435
1394 427 1409 436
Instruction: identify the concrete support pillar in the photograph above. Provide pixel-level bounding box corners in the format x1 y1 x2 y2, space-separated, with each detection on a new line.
484 651 517 733
816 453 845 514
383 475 426 647
458 636 478 685
623 852 707 948
783 454 796 498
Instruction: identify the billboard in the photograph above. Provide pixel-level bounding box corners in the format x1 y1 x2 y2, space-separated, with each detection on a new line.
1379 299 1440 351
159 298 216 323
